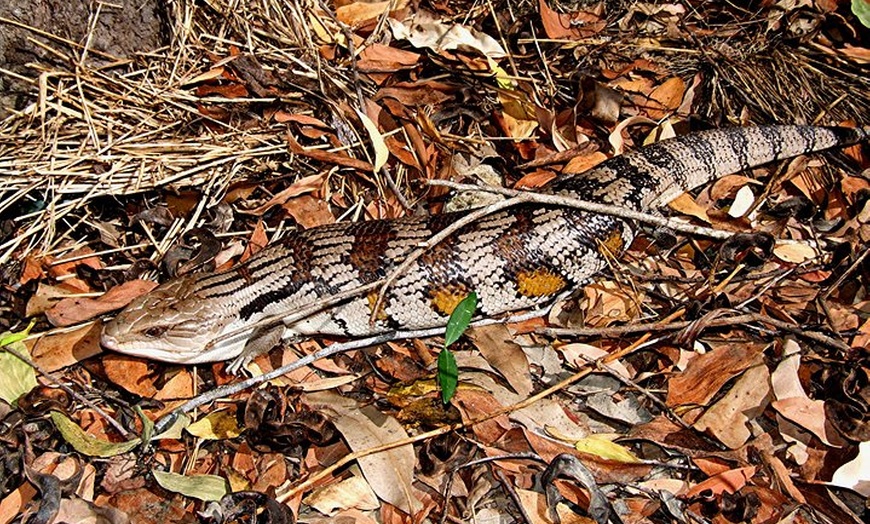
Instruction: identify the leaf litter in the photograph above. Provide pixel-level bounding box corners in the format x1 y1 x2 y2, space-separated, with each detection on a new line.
0 0 869 523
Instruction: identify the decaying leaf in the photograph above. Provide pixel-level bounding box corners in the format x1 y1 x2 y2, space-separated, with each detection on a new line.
50 411 140 458
151 470 229 502
304 391 421 513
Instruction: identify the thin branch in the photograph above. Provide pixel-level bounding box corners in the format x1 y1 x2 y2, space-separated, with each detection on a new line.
2 343 132 438
154 306 551 434
428 180 734 240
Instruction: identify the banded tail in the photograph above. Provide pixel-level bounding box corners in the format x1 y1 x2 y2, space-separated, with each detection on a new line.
556 125 869 212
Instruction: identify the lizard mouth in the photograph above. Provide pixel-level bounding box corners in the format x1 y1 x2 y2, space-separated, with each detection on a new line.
100 332 121 351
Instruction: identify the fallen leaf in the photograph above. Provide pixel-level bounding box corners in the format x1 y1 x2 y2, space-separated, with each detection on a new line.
0 323 38 405
830 441 870 496
358 44 420 72
467 324 532 397
727 185 755 218
667 343 763 407
667 193 710 223
245 173 326 215
771 339 842 447
356 107 389 171
646 77 685 120
389 11 507 58
283 194 336 229
685 466 756 499
538 0 605 40
186 411 243 440
151 470 228 502
305 391 421 514
574 435 641 463
335 0 410 27
773 243 818 264
304 474 380 515
45 280 158 327
30 322 103 372
693 357 771 449
50 411 139 458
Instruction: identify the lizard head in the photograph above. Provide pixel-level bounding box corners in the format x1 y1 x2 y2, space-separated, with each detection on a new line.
101 275 248 364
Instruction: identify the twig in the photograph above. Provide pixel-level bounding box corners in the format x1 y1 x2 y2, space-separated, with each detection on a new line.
275 323 658 503
369 196 524 323
155 307 551 434
428 180 734 240
2 344 132 438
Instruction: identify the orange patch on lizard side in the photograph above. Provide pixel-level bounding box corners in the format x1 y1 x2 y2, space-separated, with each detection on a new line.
598 228 624 257
429 284 471 316
367 292 389 321
516 268 567 297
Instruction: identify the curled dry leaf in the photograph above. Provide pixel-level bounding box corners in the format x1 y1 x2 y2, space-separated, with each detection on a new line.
770 340 843 447
304 391 421 514
693 357 771 449
538 0 606 40
45 280 158 327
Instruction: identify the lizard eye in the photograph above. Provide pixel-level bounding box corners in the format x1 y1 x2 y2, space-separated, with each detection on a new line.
144 326 168 338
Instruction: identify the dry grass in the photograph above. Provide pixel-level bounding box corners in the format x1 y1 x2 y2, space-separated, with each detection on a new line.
0 0 866 266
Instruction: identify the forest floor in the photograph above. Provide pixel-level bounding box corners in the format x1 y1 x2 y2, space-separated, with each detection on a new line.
1 0 869 523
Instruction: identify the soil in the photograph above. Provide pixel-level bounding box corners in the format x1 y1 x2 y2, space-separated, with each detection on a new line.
0 0 168 117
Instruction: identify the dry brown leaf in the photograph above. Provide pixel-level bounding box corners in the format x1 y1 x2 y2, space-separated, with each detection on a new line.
286 133 373 172
514 169 557 189
29 322 103 372
25 283 75 317
273 112 330 127
667 193 710 223
684 466 756 499
304 475 380 515
582 281 643 327
358 44 420 72
47 248 101 280
45 280 159 327
538 0 605 40
451 388 512 443
195 82 249 98
20 257 43 285
336 0 410 27
772 243 818 264
645 77 685 120
667 343 764 407
693 356 771 449
0 483 37 524
709 175 757 201
245 173 326 216
103 354 194 402
562 151 608 175
304 391 421 514
467 324 533 397
283 194 336 229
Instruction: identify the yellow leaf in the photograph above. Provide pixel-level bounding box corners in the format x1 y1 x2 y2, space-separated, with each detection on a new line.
356 108 389 171
186 410 243 440
574 435 640 463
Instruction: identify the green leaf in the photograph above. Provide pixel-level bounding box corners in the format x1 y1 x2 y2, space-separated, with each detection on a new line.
437 348 458 404
0 331 38 405
444 292 477 348
50 411 140 457
137 406 154 444
853 0 870 28
152 470 229 501
0 320 35 347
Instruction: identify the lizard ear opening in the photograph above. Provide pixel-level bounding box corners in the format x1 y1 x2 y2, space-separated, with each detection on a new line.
144 326 168 338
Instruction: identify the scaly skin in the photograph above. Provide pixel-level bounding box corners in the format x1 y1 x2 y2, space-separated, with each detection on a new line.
101 125 869 364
